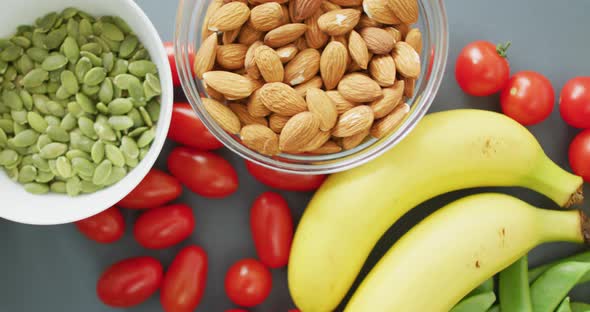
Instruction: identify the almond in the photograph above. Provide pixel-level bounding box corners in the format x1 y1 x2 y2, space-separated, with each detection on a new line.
269 113 290 133
362 0 401 25
247 89 272 117
370 102 409 138
326 90 357 113
216 44 248 70
320 0 342 11
204 82 225 101
369 54 396 87
342 129 368 149
255 45 285 82
293 0 323 21
284 48 320 86
240 124 280 155
404 77 415 98
258 82 308 116
280 5 291 24
331 35 348 46
348 30 369 69
337 73 382 102
279 111 320 152
294 36 309 50
208 2 251 32
305 10 329 49
309 140 342 154
203 71 255 100
369 79 403 117
294 76 323 96
332 105 374 137
289 0 301 23
301 130 331 151
244 41 263 79
202 0 224 40
392 41 420 78
264 23 308 48
306 88 338 131
405 28 422 54
238 23 265 45
347 57 364 73
395 23 410 38
250 0 289 4
317 9 361 36
229 103 269 126
384 26 402 42
202 97 242 134
357 14 383 28
193 33 218 79
360 27 395 55
250 2 285 31
320 41 348 90
276 44 299 63
223 27 241 44
387 0 418 24
250 78 265 91
329 0 362 6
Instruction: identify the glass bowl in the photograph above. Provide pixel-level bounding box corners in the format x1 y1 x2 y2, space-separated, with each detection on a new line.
175 0 448 174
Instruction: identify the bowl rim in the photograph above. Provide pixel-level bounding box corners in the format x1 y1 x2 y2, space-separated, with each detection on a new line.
175 0 449 175
0 0 173 225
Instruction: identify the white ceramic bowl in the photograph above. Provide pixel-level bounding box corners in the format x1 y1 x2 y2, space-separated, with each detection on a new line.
0 0 173 225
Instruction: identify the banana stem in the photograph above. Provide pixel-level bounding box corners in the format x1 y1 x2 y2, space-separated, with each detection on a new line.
537 209 588 244
525 155 584 207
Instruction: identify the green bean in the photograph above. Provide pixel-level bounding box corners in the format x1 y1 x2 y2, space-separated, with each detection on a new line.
467 277 494 297
450 291 496 312
529 250 590 283
487 304 499 312
557 297 573 312
571 302 590 312
530 261 590 312
499 256 532 312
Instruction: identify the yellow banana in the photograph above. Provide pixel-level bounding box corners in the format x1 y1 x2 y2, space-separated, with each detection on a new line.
344 193 590 311
289 109 583 312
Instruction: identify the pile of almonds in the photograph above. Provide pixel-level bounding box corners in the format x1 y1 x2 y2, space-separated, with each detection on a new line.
193 0 421 156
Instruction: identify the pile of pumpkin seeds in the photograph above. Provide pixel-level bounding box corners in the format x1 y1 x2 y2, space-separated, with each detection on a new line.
0 8 162 196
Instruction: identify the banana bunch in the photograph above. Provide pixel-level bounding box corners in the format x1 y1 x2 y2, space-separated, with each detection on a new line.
288 109 585 311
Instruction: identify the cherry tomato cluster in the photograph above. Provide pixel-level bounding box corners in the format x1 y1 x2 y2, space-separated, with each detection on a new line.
455 41 590 182
76 43 325 311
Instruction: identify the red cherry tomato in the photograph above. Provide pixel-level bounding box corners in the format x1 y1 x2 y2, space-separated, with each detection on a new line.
288 310 300 312
560 77 590 129
225 259 272 307
168 147 239 198
161 245 208 312
134 204 195 249
455 41 511 96
168 102 223 150
118 169 182 210
245 161 326 192
569 130 590 182
250 192 293 268
75 206 125 244
500 71 555 126
165 42 180 87
97 257 163 308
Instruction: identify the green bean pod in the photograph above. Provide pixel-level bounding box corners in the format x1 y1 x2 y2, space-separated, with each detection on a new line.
556 297 572 312
487 304 499 312
499 256 533 312
450 291 496 312
530 261 590 312
529 250 590 283
468 277 495 297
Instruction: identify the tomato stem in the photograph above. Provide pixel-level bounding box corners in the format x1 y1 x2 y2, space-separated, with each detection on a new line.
496 41 512 58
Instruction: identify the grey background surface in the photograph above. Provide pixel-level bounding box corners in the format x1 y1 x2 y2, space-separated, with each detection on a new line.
1 0 590 311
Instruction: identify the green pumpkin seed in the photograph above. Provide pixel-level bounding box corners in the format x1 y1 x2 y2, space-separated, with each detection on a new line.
0 119 14 133
146 99 160 122
91 141 105 163
112 16 132 35
92 159 112 185
98 78 114 104
119 35 138 59
75 56 92 81
40 142 67 159
20 155 34 166
102 52 115 72
91 36 111 54
94 120 117 142
1 45 24 62
78 10 96 22
65 176 81 196
4 166 18 181
79 180 100 193
0 149 18 165
65 149 90 161
26 47 49 63
47 80 60 93
22 68 48 89
20 90 33 110
128 60 157 77
44 115 60 127
41 54 68 71
67 101 83 116
138 106 153 127
78 116 97 139
12 129 39 147
112 73 139 89
137 127 155 148
66 18 79 38
4 66 17 82
82 84 100 96
62 36 80 64
104 165 126 186
32 154 50 172
92 21 103 36
16 54 34 75
49 181 66 193
60 70 78 94
3 90 23 110
31 31 46 48
105 144 125 167
27 111 48 133
70 131 95 152
46 101 65 117
59 113 76 131
43 26 67 50
71 157 95 176
120 136 139 158
108 98 133 115
47 159 58 175
35 170 54 183
36 12 58 32
75 92 96 114
12 36 31 49
0 61 7 76
28 83 47 94
83 67 106 86
109 59 128 77
11 110 27 124
108 116 133 131
16 25 33 35
79 51 102 67
127 108 145 127
131 48 148 61
139 147 149 160
143 81 158 101
0 39 12 48
101 23 124 42
81 42 102 55
62 7 78 20
0 128 7 147
54 86 69 100
46 125 69 143
17 165 37 183
55 156 73 178
24 182 49 194
32 94 50 114
36 134 52 151
96 102 108 114
145 73 161 93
